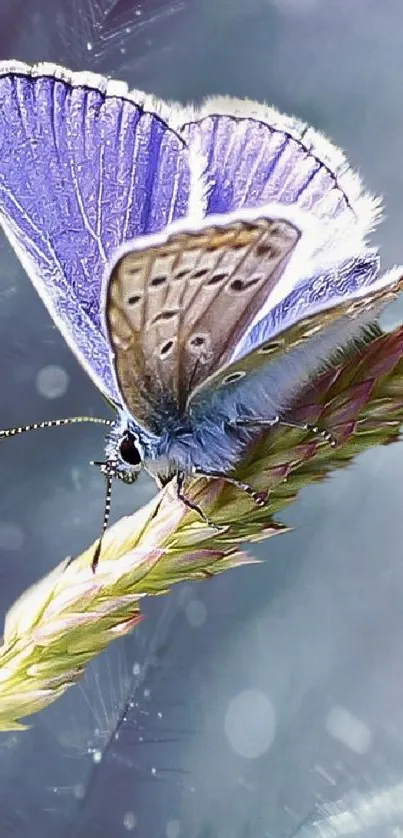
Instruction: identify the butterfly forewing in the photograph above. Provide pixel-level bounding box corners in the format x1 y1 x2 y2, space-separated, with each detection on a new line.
105 210 301 428
0 63 190 405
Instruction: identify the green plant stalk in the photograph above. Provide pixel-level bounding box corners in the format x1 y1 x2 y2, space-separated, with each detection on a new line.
1 326 403 730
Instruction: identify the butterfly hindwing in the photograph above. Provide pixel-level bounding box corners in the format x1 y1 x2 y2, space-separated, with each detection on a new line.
104 207 302 431
188 258 403 413
179 99 381 258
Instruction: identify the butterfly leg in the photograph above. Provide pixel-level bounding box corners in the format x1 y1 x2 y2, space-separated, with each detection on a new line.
176 471 220 528
192 468 267 507
233 415 336 446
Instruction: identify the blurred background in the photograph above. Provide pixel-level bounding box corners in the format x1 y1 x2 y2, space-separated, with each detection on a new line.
1 1 403 835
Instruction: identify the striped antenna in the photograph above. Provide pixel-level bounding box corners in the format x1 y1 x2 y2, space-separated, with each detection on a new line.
91 467 114 572
0 416 114 439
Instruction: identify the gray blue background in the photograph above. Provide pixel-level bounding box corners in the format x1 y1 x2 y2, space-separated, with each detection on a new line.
1 1 403 835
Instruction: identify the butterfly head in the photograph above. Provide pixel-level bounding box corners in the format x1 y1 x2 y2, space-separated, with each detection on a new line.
99 418 146 484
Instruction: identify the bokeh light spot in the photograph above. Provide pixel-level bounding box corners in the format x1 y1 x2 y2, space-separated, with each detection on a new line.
123 811 137 831
36 364 70 399
224 689 276 758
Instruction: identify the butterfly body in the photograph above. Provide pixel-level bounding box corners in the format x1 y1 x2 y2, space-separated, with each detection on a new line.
104 249 385 489
106 401 260 482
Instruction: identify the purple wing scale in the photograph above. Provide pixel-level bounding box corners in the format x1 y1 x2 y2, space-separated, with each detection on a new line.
0 62 189 403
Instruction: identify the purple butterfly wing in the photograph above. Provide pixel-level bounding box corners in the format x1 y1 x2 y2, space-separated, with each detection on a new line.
178 97 389 370
179 98 381 256
0 61 190 403
236 252 382 359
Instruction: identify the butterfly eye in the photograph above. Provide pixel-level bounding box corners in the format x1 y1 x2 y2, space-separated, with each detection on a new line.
118 432 142 467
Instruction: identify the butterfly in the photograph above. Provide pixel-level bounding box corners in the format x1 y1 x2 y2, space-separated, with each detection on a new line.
0 60 402 568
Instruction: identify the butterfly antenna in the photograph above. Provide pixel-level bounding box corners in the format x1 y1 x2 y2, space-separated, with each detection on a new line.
0 416 114 440
91 467 114 573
